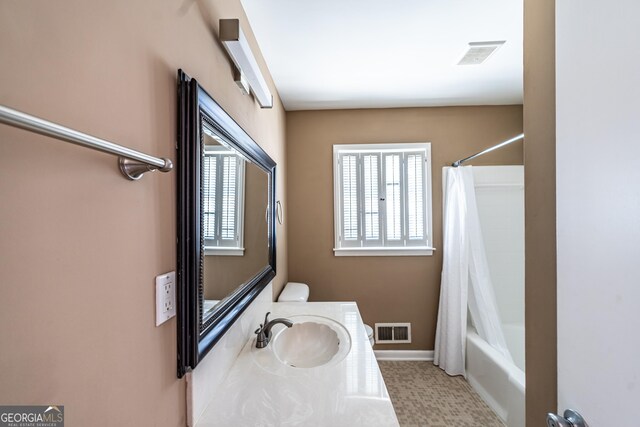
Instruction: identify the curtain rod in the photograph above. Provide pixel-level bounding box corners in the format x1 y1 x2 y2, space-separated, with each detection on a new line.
0 104 173 180
452 133 524 167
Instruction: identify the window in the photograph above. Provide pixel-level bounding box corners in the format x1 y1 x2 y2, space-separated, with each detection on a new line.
333 143 433 256
203 145 245 255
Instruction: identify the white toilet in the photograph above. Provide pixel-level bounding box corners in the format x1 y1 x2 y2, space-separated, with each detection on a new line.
278 282 375 347
363 324 374 347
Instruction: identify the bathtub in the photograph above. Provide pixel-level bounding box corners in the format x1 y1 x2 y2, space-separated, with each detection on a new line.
466 324 525 427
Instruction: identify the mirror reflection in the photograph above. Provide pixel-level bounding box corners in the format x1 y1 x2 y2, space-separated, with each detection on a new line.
200 126 269 328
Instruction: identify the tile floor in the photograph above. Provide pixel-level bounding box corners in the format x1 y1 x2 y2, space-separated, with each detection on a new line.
378 361 505 427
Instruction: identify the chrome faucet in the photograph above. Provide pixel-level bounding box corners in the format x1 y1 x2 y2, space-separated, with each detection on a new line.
254 312 293 348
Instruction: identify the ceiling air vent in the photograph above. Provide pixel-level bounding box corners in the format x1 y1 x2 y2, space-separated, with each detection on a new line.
457 41 506 65
375 323 411 344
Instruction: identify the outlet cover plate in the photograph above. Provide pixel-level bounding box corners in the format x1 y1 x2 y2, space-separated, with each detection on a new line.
156 271 176 326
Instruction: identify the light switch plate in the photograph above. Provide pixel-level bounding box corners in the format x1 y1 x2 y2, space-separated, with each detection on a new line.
156 271 176 326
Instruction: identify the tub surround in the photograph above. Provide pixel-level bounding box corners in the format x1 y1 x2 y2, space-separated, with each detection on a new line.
195 302 399 426
465 166 525 426
473 166 525 328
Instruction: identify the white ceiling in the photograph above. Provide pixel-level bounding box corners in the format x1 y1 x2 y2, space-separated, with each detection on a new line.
241 0 523 111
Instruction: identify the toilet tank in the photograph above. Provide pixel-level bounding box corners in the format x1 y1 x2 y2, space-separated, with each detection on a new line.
277 282 309 302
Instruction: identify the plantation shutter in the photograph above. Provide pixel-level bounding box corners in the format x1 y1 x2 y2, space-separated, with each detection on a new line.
220 155 238 242
203 151 243 249
406 152 426 243
340 153 359 244
362 154 382 245
383 153 403 242
334 144 430 251
203 155 217 241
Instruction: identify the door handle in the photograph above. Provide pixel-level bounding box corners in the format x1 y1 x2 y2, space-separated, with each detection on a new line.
546 409 587 427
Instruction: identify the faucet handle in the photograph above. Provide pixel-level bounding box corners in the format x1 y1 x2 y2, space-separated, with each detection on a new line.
254 312 271 335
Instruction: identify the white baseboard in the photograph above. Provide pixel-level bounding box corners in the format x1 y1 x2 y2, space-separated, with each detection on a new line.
374 350 434 361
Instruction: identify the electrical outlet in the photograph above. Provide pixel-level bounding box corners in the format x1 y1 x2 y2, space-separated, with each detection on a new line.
156 271 176 326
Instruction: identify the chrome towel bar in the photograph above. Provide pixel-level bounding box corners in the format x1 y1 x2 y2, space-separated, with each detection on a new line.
0 104 173 180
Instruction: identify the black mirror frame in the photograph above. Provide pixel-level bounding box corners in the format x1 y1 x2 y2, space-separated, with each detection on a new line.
177 70 276 377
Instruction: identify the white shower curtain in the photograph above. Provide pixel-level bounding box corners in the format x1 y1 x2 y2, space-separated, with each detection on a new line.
434 166 512 376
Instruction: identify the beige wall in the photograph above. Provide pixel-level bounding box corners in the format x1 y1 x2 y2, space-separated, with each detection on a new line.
524 0 557 424
286 106 522 350
0 1 287 425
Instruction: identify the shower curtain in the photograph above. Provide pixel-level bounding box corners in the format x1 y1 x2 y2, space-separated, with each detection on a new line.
434 166 512 376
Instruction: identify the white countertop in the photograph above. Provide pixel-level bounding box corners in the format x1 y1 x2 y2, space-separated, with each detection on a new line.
196 302 399 427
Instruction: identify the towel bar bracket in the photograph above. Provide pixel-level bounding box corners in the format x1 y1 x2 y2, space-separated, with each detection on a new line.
119 157 173 180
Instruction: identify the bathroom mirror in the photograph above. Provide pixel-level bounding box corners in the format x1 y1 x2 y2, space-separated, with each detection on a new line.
177 70 276 377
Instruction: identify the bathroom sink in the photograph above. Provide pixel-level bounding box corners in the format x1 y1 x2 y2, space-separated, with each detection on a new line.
252 315 351 371
272 321 340 368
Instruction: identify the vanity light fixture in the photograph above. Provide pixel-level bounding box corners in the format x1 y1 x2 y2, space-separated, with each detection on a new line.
233 67 250 96
220 19 273 108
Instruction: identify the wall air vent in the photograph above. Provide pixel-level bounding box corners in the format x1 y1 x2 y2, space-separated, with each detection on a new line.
457 41 506 65
375 323 411 344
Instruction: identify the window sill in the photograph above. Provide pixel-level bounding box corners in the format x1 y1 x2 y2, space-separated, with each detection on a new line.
333 247 436 257
204 247 245 256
